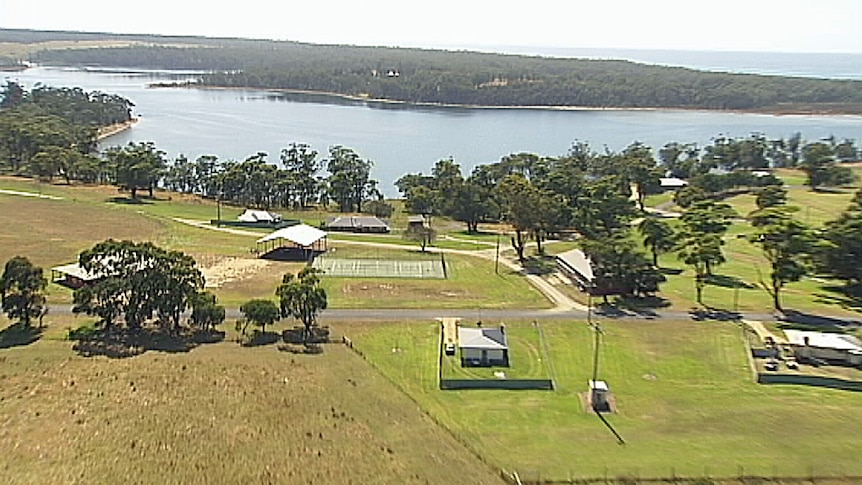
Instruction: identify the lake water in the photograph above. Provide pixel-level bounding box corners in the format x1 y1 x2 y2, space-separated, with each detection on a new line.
7 66 862 196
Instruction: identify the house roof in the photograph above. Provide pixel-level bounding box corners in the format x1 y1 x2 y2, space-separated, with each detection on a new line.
556 249 595 282
51 262 100 282
458 326 508 350
660 177 688 188
784 330 862 353
326 216 389 230
257 224 327 247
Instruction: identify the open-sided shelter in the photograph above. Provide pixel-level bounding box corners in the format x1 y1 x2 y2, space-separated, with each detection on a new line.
256 224 328 260
556 248 595 293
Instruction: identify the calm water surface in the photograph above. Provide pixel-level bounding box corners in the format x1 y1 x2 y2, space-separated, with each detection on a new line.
8 67 862 195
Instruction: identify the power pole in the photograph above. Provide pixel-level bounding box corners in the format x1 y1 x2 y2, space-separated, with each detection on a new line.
494 233 500 275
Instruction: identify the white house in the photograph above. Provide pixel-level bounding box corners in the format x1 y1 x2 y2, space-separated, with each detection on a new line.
457 325 509 366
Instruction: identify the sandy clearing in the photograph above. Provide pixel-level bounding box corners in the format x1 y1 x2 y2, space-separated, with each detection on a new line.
197 254 272 288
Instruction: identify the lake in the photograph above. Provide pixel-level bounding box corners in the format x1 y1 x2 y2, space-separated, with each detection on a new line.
7 66 862 196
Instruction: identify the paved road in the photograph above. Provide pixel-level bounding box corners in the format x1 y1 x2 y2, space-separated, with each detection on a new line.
50 303 860 326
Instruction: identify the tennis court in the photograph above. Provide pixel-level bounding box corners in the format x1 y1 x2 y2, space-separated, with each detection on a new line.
312 256 447 279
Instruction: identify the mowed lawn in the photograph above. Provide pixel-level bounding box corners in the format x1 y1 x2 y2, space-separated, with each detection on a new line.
0 317 505 485
0 178 548 310
321 244 549 310
347 320 862 481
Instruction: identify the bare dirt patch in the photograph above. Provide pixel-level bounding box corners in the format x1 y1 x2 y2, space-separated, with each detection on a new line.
197 254 273 288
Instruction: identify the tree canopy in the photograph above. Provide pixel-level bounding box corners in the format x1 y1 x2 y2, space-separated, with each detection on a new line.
19 30 862 113
1 256 48 327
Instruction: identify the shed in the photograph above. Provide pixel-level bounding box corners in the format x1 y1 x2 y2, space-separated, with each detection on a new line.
256 224 328 260
51 262 101 288
458 324 509 367
784 330 862 366
556 249 595 292
325 215 390 233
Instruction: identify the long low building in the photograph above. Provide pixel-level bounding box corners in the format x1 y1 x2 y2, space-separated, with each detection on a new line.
325 215 390 233
555 248 595 292
784 329 862 366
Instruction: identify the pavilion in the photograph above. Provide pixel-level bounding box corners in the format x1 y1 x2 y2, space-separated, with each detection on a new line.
256 224 328 261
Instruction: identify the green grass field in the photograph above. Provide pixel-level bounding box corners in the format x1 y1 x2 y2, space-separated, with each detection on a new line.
440 323 552 381
347 319 862 481
0 177 547 310
322 250 549 310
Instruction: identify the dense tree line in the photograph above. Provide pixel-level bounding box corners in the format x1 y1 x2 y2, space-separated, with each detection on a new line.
11 29 861 112
397 133 858 304
0 81 133 181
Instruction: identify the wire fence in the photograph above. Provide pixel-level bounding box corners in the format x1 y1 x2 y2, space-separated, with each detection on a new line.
509 465 862 484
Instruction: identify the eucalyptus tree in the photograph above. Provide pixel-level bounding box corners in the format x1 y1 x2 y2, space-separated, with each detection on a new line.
819 189 862 287
72 240 205 330
799 142 855 191
677 200 736 304
575 175 637 240
749 208 812 312
620 142 662 212
189 291 226 331
1 256 48 327
581 236 665 302
281 142 322 208
497 173 539 262
637 216 676 267
276 268 327 344
105 141 166 199
239 299 280 336
754 185 788 210
325 145 379 212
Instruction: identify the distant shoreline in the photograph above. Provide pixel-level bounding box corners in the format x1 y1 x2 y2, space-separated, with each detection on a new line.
153 82 862 116
97 118 139 140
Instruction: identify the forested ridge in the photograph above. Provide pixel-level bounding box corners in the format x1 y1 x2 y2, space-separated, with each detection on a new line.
3 28 861 113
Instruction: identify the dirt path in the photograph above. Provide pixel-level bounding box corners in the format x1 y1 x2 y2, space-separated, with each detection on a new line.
172 218 587 312
0 189 63 200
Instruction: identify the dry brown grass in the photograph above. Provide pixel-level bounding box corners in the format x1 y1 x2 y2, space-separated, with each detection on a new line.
0 189 165 268
0 318 504 484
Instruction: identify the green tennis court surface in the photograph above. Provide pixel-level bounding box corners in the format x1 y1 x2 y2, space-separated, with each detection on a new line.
312 257 446 279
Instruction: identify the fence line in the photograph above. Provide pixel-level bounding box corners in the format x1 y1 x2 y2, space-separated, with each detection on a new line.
535 320 559 391
512 472 862 484
341 334 510 482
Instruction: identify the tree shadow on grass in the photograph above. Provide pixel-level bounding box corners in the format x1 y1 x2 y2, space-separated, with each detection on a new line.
0 323 43 349
239 331 280 347
689 306 742 322
72 327 225 358
278 326 331 354
611 295 671 318
812 284 862 314
779 309 861 329
523 255 557 275
106 196 154 205
705 274 755 289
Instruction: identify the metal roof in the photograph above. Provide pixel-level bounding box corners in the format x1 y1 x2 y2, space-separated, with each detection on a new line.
257 224 327 247
457 326 508 350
